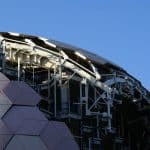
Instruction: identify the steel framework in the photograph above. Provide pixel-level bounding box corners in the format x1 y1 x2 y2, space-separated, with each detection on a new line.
0 32 149 150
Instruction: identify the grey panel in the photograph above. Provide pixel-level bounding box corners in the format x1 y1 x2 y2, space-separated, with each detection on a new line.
56 138 80 150
51 121 79 150
0 73 9 82
0 73 10 90
41 121 79 150
0 134 12 150
16 106 47 121
0 120 11 135
51 121 74 138
16 119 48 135
40 122 60 150
2 107 24 133
0 91 12 105
3 81 41 106
3 106 47 133
0 121 12 150
0 91 12 118
5 135 48 150
5 136 25 150
0 105 11 119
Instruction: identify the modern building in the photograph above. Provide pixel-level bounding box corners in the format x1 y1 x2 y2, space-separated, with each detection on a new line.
0 72 79 150
0 32 149 150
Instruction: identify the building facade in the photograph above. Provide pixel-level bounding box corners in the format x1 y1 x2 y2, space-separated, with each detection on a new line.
0 32 149 150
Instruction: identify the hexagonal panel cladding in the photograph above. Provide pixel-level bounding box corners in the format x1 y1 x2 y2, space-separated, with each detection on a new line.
40 121 79 150
2 106 79 150
0 120 13 150
3 81 41 106
2 106 48 134
0 91 12 118
5 135 48 150
0 73 10 90
0 73 79 150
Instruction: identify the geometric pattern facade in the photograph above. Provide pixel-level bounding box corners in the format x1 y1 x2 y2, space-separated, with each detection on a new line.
0 73 79 150
3 81 41 106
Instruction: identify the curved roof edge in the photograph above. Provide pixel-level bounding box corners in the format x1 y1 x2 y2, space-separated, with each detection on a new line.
0 32 149 94
0 32 124 71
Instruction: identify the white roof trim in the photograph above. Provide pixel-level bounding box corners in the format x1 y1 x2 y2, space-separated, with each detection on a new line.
44 41 56 48
0 35 4 41
25 39 36 46
75 51 86 60
38 36 49 41
8 32 20 36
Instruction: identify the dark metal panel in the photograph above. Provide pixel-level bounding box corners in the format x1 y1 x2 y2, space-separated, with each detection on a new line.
3 106 47 133
3 81 41 106
5 135 48 150
0 105 11 119
56 138 80 150
0 120 12 150
40 122 60 150
0 120 11 135
16 119 48 135
40 121 79 150
0 91 12 118
0 73 10 90
0 91 11 105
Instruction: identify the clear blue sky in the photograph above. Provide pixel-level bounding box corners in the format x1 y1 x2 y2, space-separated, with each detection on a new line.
0 0 150 90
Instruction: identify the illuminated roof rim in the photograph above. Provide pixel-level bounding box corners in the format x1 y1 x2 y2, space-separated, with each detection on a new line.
0 32 124 71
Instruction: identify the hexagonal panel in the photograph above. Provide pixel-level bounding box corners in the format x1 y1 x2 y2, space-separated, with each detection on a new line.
3 81 41 106
40 121 79 150
0 120 13 150
5 135 48 150
0 91 12 118
3 106 47 133
16 119 48 135
0 73 10 90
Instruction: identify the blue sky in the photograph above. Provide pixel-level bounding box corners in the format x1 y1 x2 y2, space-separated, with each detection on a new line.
0 0 150 90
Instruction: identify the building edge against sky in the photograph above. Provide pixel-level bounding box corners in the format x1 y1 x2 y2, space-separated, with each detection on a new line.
0 32 149 150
